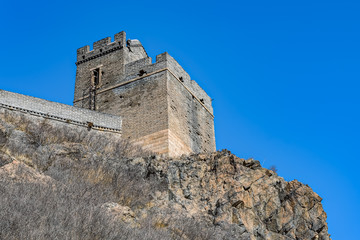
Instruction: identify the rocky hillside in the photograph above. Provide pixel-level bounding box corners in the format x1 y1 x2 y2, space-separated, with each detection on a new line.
0 109 331 240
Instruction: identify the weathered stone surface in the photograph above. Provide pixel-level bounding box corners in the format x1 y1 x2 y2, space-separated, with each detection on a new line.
100 202 137 226
1 31 215 157
0 89 122 133
0 111 331 239
74 31 215 157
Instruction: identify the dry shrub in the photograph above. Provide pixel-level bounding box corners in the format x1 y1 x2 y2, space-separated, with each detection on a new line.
0 110 221 240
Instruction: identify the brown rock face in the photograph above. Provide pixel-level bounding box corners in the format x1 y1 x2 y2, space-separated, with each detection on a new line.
0 109 331 239
145 152 330 240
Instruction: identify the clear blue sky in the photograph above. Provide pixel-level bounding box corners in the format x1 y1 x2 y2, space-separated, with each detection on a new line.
1 0 359 238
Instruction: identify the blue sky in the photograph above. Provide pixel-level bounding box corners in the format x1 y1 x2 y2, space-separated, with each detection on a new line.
1 0 359 238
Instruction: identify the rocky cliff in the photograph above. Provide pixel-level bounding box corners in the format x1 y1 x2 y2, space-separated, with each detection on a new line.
0 109 331 240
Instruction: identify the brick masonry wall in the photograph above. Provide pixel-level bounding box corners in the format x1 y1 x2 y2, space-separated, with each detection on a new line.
73 32 216 156
74 32 148 107
161 53 213 114
1 32 216 156
96 72 168 142
0 90 122 133
74 48 126 104
0 107 122 146
167 71 216 155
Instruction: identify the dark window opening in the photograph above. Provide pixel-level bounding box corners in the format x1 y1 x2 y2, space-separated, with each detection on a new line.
92 68 100 87
179 76 184 82
82 55 85 59
138 69 147 76
200 98 204 104
100 48 103 52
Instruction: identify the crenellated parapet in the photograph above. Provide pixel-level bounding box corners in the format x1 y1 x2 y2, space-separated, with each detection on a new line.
155 52 213 114
76 31 127 65
0 90 122 133
74 31 216 156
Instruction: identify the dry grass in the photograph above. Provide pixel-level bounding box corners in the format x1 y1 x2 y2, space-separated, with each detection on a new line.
0 110 222 240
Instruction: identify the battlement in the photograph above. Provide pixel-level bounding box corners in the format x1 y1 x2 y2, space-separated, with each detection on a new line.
0 30 215 158
74 31 216 156
76 31 129 64
155 52 213 114
0 90 122 133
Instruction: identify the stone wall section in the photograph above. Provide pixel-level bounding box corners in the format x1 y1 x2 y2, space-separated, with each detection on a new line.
74 48 126 106
0 90 122 133
74 31 148 107
133 129 169 155
168 129 192 156
96 72 169 144
1 31 215 156
73 31 216 156
159 53 213 114
166 71 215 155
74 44 171 153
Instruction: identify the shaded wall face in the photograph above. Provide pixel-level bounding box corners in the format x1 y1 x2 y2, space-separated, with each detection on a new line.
96 72 168 142
78 71 169 155
74 45 215 156
74 46 148 107
0 90 122 133
74 45 170 154
167 73 216 156
74 49 126 106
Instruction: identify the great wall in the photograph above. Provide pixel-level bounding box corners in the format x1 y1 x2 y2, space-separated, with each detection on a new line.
0 31 215 157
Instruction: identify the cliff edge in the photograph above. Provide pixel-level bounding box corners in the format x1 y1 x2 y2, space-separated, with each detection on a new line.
0 109 330 240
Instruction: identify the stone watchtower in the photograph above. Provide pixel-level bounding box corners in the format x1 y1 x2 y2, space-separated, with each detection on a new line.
74 31 215 156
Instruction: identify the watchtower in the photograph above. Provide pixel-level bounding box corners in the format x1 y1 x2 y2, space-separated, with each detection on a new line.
74 31 215 156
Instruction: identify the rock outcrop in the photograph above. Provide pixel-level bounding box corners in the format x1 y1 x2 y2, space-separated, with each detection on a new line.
0 109 331 239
